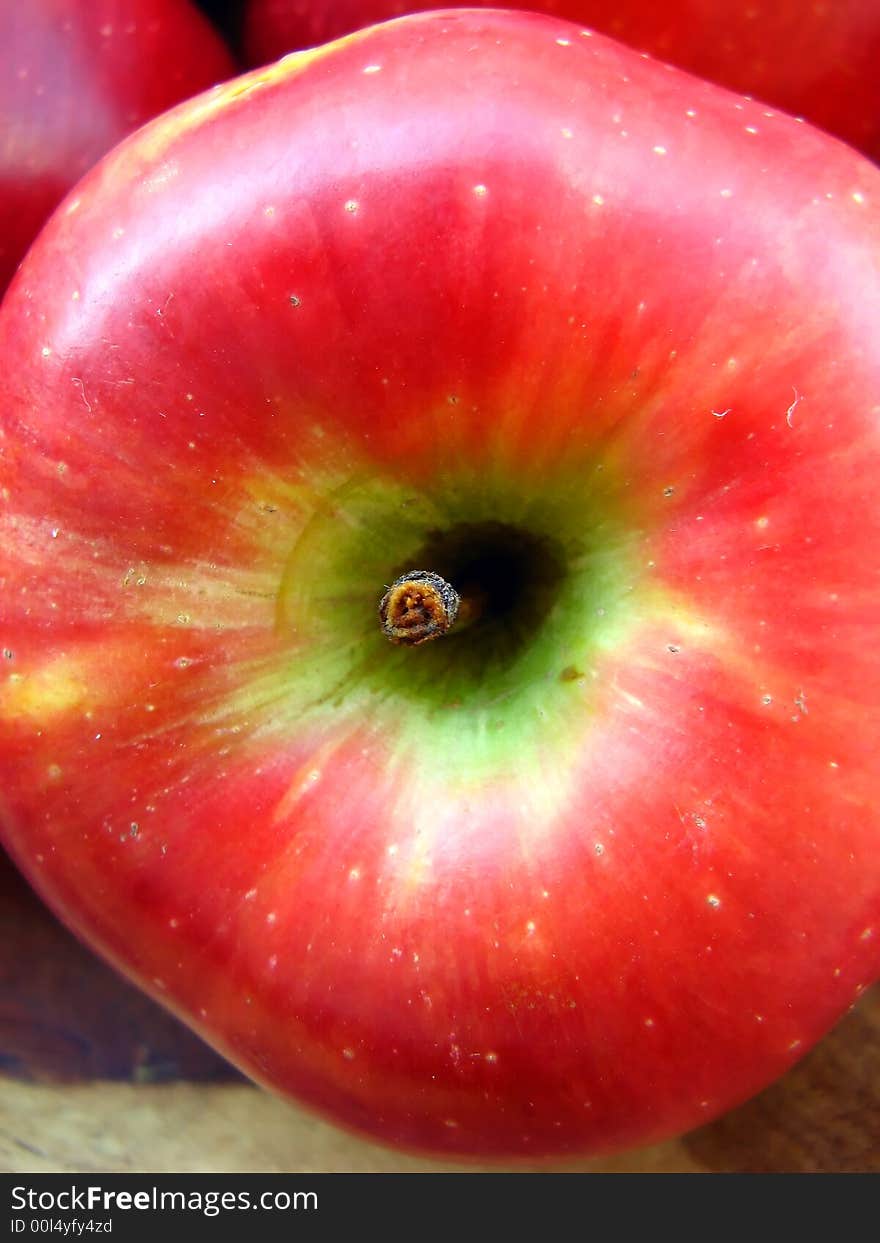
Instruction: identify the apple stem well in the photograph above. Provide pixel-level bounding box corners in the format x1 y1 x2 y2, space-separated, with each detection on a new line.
376 521 572 655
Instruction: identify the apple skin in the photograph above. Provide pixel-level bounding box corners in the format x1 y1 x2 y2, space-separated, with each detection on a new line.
0 0 235 295
243 0 880 161
1 10 879 1160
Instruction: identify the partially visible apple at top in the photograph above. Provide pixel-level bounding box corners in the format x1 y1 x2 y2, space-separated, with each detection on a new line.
0 0 234 294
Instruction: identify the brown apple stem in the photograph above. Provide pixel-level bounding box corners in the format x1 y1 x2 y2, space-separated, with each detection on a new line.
379 570 484 646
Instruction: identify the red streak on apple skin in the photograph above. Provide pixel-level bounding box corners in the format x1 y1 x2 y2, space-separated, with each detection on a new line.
0 12 879 1159
1 653 876 1157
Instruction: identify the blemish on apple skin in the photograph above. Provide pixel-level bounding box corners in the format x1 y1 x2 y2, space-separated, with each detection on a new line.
785 387 802 428
706 894 721 908
559 665 585 682
71 377 92 411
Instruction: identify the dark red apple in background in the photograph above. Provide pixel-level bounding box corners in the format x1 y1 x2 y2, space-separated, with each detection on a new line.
0 0 235 294
243 0 880 160
1 9 879 1159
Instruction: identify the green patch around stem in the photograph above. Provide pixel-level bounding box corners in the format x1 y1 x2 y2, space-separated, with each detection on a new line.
257 456 649 784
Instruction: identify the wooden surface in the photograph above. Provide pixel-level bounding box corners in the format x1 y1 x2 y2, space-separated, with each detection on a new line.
2 852 878 1173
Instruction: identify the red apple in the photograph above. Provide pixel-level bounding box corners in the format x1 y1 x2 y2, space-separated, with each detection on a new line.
243 0 880 161
1 9 879 1160
0 0 235 295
